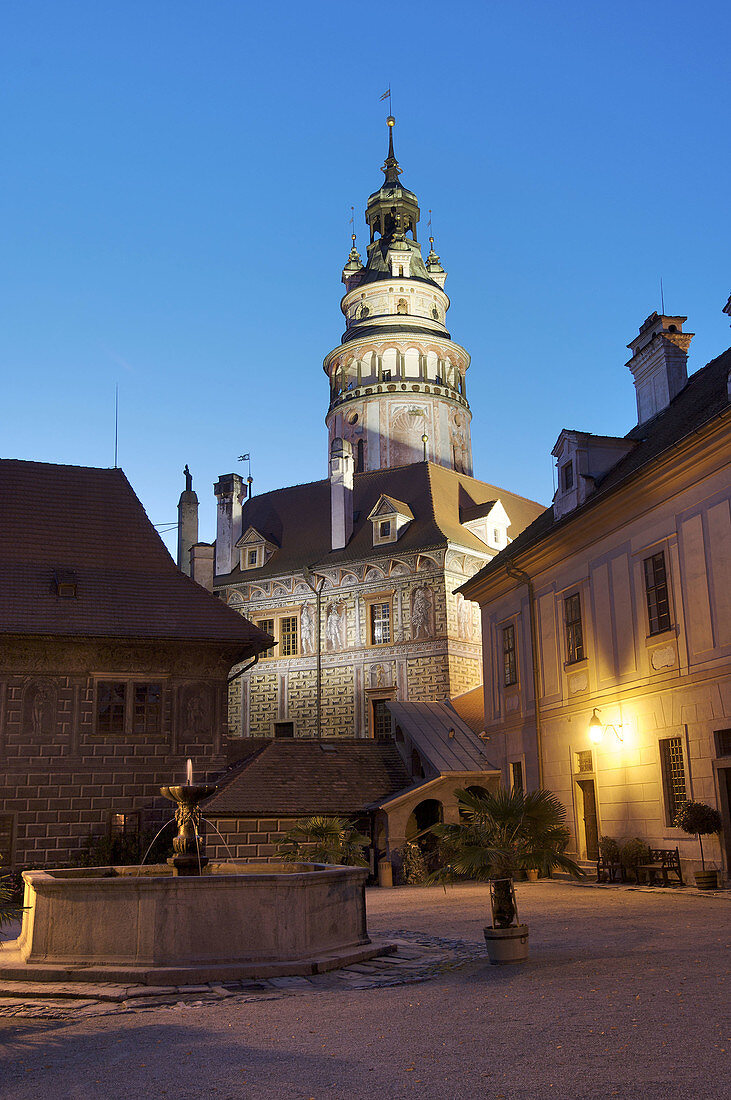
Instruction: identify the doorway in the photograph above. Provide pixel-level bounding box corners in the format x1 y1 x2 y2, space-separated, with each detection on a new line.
577 779 599 861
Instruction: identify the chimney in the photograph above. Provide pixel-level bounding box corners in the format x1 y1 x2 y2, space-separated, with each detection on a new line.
626 313 694 426
214 473 244 576
190 543 215 591
330 437 353 550
176 465 199 577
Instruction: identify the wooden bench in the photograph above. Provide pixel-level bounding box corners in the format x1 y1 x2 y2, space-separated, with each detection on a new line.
637 847 683 887
596 856 625 884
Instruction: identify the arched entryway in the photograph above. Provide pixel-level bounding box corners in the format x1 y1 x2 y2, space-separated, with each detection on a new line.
405 798 443 874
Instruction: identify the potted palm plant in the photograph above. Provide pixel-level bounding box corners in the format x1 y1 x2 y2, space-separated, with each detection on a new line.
673 801 722 889
276 815 370 867
430 787 584 964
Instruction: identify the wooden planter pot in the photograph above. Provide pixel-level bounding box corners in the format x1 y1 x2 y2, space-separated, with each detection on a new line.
483 924 529 965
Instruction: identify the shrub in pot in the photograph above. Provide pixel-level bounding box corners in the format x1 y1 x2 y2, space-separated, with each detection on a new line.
673 801 722 889
599 836 620 863
277 816 370 867
429 787 584 964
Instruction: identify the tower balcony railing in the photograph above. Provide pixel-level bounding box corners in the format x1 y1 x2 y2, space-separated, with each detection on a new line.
328 379 469 413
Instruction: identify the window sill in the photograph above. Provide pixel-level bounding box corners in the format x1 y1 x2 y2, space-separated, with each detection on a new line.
646 626 676 642
564 658 588 670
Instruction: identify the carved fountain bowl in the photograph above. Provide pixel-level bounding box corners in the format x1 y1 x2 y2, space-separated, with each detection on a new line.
5 860 378 985
160 783 217 804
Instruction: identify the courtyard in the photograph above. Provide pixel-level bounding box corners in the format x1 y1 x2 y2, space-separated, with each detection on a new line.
0 881 728 1099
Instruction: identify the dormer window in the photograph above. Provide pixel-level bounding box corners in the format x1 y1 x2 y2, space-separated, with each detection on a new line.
236 526 278 571
460 500 510 551
368 495 414 546
53 569 78 598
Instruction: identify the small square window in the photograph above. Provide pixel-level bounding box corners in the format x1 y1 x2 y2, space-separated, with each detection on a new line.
382 369 392 381
247 549 259 567
379 520 391 538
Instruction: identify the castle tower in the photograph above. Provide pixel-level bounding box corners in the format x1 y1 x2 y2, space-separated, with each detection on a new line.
323 117 473 475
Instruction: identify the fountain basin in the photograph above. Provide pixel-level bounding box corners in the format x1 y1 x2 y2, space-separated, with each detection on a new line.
1 862 392 984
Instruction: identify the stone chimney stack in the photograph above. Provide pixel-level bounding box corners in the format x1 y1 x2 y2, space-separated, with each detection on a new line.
214 473 244 576
626 313 694 426
190 543 215 592
176 465 198 577
330 437 353 550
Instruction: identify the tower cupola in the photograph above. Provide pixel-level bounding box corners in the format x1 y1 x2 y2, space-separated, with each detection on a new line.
324 117 474 477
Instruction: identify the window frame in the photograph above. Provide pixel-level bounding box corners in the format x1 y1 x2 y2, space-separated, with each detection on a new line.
643 550 673 636
94 679 164 737
366 595 394 646
561 461 574 491
659 735 687 826
502 623 518 687
564 592 585 665
253 609 300 660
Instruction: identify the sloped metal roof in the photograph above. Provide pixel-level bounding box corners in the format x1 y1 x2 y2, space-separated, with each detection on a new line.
387 700 498 773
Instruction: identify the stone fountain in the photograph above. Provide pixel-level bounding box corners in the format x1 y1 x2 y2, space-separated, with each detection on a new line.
1 762 392 985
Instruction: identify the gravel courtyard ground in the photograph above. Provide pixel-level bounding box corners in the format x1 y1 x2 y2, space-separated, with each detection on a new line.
0 881 729 1100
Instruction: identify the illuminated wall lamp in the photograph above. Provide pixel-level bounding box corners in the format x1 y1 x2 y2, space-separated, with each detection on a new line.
588 708 624 745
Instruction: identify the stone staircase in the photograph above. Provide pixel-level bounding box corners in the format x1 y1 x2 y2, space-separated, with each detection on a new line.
550 859 596 883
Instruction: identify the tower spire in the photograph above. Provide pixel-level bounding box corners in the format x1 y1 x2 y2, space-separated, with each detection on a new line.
382 115 401 184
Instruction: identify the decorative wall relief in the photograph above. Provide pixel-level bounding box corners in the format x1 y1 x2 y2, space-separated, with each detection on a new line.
300 603 315 656
568 671 589 695
651 645 677 671
370 664 392 688
411 585 435 640
227 591 244 608
180 684 213 741
390 404 427 467
325 601 346 651
449 409 470 473
22 679 57 738
456 593 472 639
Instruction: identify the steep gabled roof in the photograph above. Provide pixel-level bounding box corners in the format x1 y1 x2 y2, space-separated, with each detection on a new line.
0 459 271 650
461 347 731 595
205 739 413 816
215 462 544 583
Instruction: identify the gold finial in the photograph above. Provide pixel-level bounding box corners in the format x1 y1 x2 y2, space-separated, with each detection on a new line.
387 115 395 127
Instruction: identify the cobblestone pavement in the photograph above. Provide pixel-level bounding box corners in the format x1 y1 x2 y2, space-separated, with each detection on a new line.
0 931 487 1021
1 882 729 1100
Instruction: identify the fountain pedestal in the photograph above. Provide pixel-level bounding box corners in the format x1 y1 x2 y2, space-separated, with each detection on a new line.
160 783 216 876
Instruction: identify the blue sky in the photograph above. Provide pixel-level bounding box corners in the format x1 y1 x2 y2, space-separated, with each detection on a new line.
2 1 729 555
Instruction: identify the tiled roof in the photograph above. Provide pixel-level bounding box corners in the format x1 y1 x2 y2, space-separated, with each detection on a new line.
387 701 497 772
461 347 731 593
205 739 413 816
0 459 272 650
449 686 486 735
216 462 544 583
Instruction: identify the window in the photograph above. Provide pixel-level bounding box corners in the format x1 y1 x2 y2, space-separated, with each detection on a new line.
247 549 259 567
132 683 161 734
110 811 139 838
659 736 687 825
356 439 364 473
372 700 392 741
97 682 127 734
382 369 392 381
576 750 593 774
510 761 524 791
561 461 574 491
273 721 295 738
644 551 672 635
255 612 299 659
502 624 517 686
280 616 298 657
564 593 585 664
379 520 391 539
369 602 391 645
96 681 162 736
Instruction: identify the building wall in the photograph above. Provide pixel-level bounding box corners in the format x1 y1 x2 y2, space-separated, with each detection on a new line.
222 545 486 739
0 638 232 868
476 425 730 875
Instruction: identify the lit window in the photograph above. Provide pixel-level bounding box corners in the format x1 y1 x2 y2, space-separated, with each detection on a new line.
561 461 574 491
280 616 299 657
564 593 585 664
503 624 517 686
370 602 391 645
659 736 686 825
644 551 672 635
